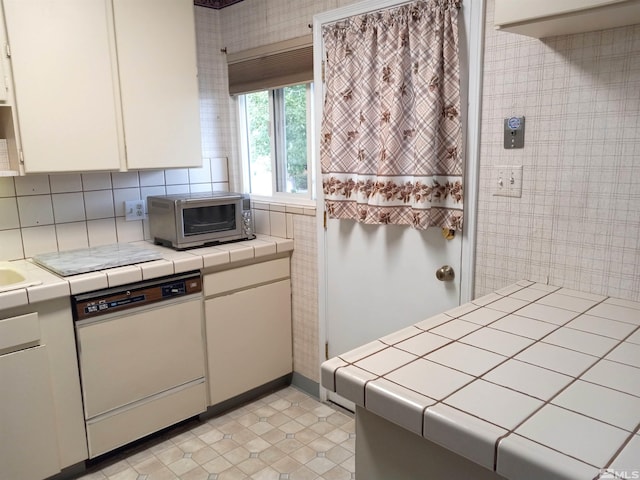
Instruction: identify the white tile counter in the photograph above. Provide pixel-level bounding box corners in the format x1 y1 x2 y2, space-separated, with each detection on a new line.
321 280 640 480
0 235 294 306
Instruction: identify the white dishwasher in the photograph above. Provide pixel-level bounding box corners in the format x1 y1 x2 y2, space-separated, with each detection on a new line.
72 271 206 458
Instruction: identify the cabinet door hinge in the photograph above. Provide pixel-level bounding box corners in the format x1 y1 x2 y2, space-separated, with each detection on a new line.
325 341 329 360
323 211 327 230
5 43 10 58
18 150 24 164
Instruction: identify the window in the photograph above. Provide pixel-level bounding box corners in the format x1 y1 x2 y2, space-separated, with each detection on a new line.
239 83 313 198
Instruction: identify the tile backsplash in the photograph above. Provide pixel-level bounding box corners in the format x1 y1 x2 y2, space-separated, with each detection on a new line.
0 158 229 260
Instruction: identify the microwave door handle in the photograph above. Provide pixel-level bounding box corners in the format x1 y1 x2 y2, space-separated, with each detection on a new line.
192 221 229 228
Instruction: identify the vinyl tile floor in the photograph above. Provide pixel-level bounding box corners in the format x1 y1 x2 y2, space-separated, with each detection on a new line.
78 387 356 480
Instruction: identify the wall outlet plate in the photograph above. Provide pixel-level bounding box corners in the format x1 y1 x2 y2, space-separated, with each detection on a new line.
124 200 147 221
493 165 523 197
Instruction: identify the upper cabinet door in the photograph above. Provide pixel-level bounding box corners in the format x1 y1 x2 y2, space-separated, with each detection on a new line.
112 0 202 170
3 0 122 172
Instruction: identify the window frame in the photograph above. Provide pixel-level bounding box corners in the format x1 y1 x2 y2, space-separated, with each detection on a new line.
238 82 315 204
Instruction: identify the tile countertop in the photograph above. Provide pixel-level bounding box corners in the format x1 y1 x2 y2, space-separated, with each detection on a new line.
321 280 640 480
0 235 294 308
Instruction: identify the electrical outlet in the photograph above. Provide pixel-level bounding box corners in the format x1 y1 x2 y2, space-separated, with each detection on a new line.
124 200 147 221
493 165 523 198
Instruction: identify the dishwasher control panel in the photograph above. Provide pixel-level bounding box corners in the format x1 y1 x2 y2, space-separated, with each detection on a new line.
72 272 202 321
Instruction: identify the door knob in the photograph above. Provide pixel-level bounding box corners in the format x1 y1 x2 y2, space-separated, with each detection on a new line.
436 265 455 282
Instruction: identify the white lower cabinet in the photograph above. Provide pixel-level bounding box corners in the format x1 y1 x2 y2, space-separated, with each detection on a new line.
0 346 59 480
0 300 88 479
204 258 293 405
0 346 60 480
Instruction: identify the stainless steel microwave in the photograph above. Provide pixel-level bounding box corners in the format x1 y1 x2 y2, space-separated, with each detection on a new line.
147 192 255 250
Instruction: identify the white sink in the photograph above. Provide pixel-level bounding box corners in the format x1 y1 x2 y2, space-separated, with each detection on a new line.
0 264 42 293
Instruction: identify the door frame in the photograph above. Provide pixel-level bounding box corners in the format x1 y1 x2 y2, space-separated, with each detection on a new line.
313 0 486 401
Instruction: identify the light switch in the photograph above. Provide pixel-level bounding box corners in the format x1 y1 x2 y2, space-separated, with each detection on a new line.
493 165 522 198
124 200 147 221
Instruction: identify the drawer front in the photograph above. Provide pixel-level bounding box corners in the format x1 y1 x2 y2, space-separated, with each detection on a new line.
204 257 290 297
86 380 206 458
0 312 40 353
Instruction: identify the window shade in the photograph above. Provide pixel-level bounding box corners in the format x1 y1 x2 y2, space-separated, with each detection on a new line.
227 35 313 95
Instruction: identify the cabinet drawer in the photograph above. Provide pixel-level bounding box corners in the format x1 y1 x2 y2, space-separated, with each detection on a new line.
86 380 206 458
204 257 290 297
0 312 40 353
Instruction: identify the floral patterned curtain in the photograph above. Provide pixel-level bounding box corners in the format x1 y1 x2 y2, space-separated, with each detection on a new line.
320 0 463 231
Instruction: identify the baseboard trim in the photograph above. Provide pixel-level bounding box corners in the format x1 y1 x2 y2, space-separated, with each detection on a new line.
290 372 320 399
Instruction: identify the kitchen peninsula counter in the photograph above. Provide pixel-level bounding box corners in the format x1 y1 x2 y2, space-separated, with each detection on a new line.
321 281 640 480
0 235 293 307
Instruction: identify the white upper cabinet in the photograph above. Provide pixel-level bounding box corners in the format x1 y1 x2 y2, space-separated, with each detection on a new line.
2 0 202 173
112 0 202 170
494 0 640 38
3 0 122 173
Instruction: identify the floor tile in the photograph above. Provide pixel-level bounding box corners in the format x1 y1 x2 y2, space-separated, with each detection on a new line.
77 387 356 480
551 380 640 431
482 359 573 401
515 404 628 466
443 379 543 430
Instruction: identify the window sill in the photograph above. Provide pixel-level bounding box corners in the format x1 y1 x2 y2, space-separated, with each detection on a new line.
250 194 318 211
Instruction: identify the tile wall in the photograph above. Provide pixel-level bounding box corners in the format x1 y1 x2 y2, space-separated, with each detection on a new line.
252 202 320 382
0 160 229 260
475 0 640 302
210 0 362 384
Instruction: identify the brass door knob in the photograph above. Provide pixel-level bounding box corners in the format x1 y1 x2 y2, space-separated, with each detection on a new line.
436 265 455 282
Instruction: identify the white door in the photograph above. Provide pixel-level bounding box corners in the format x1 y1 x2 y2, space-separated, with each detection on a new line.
325 221 462 358
314 0 483 401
